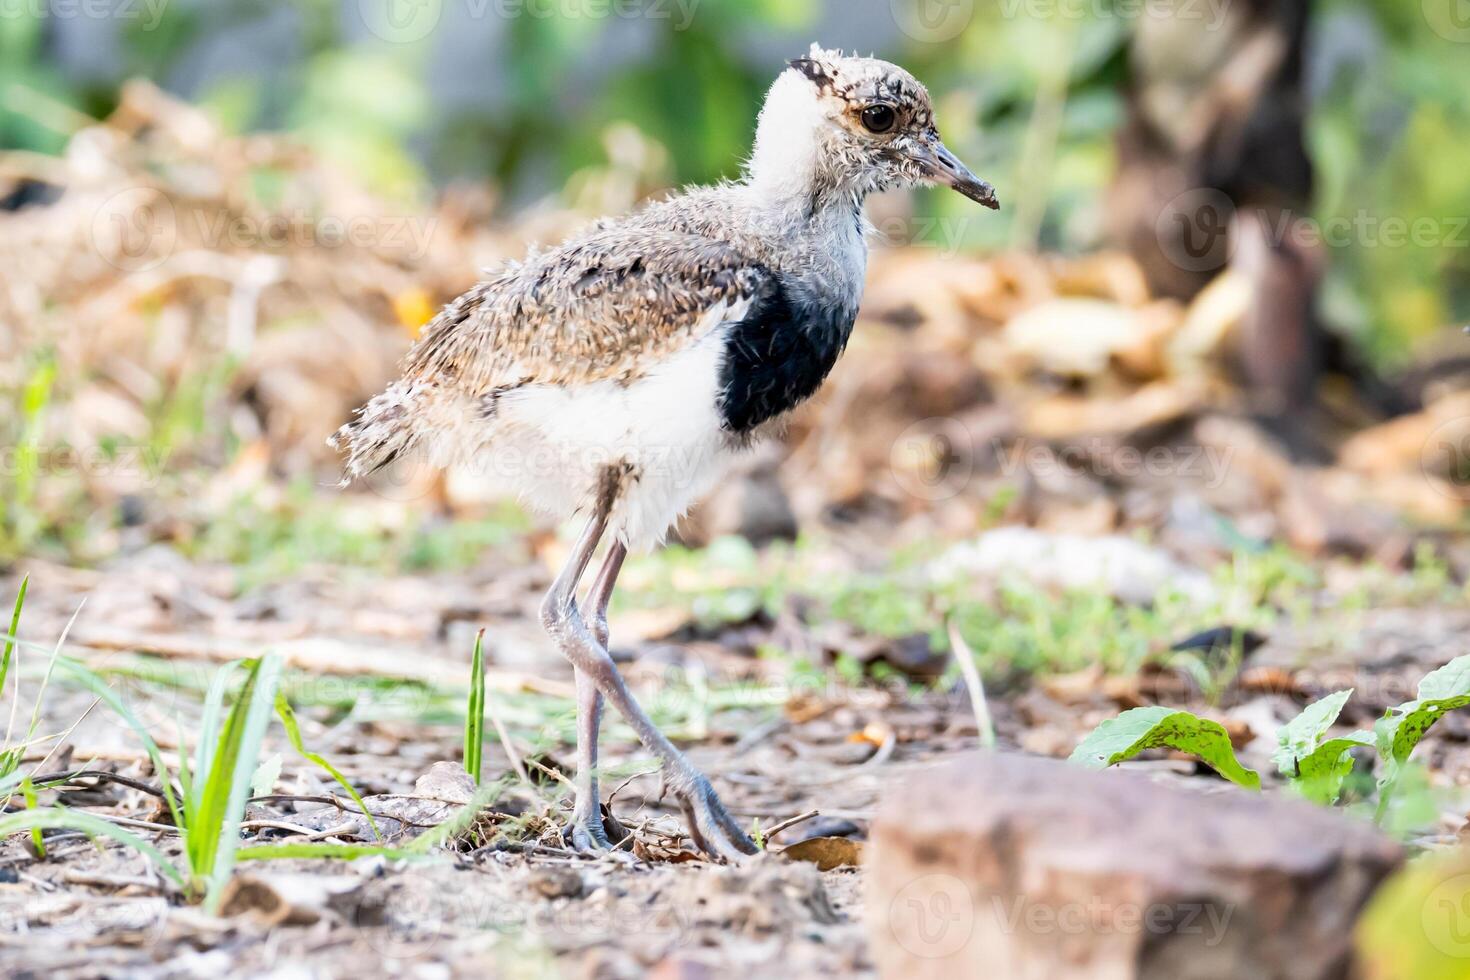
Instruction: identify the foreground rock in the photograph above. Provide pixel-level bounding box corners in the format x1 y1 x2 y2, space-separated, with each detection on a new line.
867 753 1402 980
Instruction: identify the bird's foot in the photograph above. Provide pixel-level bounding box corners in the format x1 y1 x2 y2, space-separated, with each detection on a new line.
567 800 615 853
664 766 759 862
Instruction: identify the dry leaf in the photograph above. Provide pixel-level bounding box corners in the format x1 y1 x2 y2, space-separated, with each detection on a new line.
781 836 863 871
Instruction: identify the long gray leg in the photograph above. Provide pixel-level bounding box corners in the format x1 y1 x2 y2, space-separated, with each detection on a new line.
567 541 624 851
541 481 755 861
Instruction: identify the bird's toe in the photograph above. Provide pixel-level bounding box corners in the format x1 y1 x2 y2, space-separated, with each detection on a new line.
566 803 615 853
676 772 758 862
568 819 612 853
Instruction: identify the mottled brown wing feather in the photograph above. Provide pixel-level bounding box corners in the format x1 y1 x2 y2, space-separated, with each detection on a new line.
404 227 772 393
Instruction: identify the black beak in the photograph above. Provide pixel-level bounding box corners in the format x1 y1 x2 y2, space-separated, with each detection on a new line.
910 138 999 210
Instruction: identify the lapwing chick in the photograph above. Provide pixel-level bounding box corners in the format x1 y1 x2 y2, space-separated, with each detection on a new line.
331 45 998 860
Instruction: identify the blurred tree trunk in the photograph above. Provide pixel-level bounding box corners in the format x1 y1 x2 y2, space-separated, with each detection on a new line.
1107 0 1404 451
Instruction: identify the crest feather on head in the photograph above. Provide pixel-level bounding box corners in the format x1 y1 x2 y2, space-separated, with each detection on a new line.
787 43 848 87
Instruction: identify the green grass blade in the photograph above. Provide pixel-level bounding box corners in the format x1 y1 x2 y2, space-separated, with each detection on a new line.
188 660 260 884
464 629 485 785
0 575 28 782
194 655 239 811
0 807 186 889
200 654 282 913
237 842 427 862
20 776 43 857
54 658 184 830
274 692 380 840
0 575 28 718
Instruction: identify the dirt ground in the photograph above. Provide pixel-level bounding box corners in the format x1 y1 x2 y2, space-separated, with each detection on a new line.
4 531 1470 979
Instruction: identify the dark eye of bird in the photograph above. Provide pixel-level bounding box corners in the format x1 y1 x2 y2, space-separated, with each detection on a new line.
861 104 896 134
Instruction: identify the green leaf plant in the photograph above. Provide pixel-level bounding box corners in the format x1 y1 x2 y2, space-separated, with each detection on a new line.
1073 654 1470 831
1069 705 1260 790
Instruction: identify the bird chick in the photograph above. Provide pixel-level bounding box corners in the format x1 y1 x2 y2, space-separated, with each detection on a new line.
331 45 998 860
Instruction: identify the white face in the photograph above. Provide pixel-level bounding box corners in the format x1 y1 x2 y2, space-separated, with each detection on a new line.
748 48 998 210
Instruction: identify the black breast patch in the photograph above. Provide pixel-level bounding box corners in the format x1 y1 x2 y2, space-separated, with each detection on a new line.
717 276 857 434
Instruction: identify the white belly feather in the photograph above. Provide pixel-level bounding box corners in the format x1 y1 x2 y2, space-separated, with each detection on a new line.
479 320 738 550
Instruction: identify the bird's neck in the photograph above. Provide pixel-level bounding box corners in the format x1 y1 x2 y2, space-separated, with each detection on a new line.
745 138 868 268
746 123 869 225
746 165 865 224
746 74 870 225
739 163 869 314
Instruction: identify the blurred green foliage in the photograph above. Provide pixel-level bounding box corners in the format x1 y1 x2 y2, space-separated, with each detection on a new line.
2 0 1466 357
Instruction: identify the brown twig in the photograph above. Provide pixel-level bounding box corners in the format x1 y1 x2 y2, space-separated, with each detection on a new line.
247 792 402 824
762 809 820 842
29 769 168 799
523 757 575 792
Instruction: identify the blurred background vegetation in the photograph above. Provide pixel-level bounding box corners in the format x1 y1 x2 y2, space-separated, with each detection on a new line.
2 0 1469 571
3 0 1466 363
